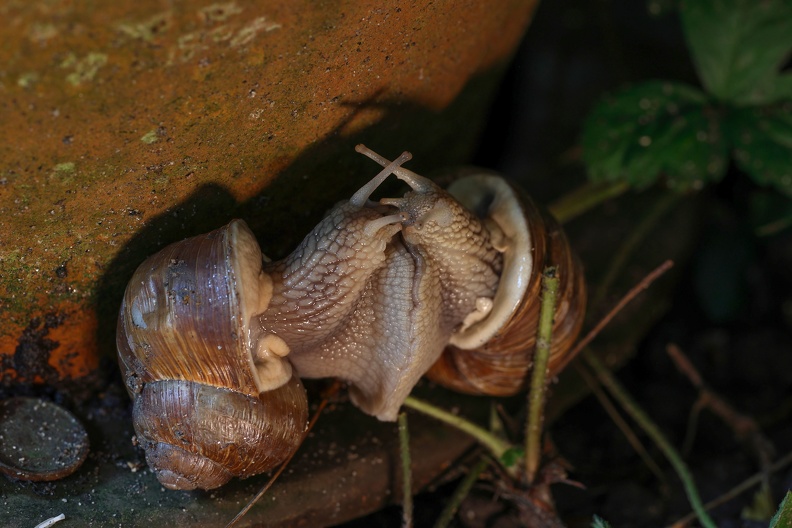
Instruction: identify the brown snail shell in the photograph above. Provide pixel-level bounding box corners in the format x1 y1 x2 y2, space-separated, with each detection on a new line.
117 221 308 490
132 378 307 490
425 174 587 396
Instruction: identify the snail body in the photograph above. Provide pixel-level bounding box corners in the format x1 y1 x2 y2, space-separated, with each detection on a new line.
117 146 586 490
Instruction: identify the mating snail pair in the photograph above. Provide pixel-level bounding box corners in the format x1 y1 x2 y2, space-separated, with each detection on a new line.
116 145 587 490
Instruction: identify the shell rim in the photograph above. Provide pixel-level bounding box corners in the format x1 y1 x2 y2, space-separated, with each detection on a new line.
446 173 532 349
227 219 292 393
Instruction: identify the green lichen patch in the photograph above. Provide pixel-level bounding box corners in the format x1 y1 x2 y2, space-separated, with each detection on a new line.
140 130 159 144
230 17 281 47
17 72 39 88
27 23 59 43
209 25 235 43
168 32 202 64
63 53 108 86
117 12 172 42
47 162 77 186
199 2 243 23
53 162 76 175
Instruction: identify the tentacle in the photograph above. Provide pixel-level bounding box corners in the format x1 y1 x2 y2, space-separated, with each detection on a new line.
349 149 413 207
363 213 408 238
379 197 407 209
355 144 437 194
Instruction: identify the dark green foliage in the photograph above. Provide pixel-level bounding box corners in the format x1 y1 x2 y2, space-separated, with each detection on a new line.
583 82 726 190
582 0 792 196
499 447 524 468
728 104 792 195
680 0 792 105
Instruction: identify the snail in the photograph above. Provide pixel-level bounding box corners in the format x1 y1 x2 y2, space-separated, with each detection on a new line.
423 170 588 396
116 145 586 490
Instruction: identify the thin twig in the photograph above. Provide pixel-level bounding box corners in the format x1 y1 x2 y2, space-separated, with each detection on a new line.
682 398 704 456
575 362 668 487
225 383 340 528
555 259 675 374
584 352 717 528
669 450 792 528
433 457 490 528
399 412 413 528
525 267 559 484
666 344 775 475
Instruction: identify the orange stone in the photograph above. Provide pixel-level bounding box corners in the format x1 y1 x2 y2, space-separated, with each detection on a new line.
0 0 539 393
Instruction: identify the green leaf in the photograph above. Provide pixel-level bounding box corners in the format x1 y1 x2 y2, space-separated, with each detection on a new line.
769 491 792 528
773 73 792 101
728 103 792 195
582 81 727 190
499 447 524 468
679 0 792 104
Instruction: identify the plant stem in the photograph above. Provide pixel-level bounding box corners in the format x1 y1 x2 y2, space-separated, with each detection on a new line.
549 180 629 224
524 267 559 484
583 351 717 528
433 457 489 528
398 412 413 528
575 362 667 487
402 396 512 462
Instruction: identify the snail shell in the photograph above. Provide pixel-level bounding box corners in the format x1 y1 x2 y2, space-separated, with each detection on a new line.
425 174 587 395
117 221 308 490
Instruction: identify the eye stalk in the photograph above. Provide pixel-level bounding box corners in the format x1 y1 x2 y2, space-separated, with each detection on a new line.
355 144 437 194
349 149 413 207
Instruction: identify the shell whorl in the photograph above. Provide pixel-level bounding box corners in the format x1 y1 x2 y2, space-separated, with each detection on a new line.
117 220 288 397
425 181 587 396
133 378 307 490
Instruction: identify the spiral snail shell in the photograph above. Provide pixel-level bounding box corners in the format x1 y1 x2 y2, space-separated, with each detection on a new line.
426 175 587 395
116 221 310 490
116 145 586 490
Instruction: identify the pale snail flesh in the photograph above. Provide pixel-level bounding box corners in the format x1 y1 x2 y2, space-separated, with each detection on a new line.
116 145 586 490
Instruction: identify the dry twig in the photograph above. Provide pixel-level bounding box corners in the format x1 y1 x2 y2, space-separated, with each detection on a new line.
555 259 675 373
666 343 775 474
